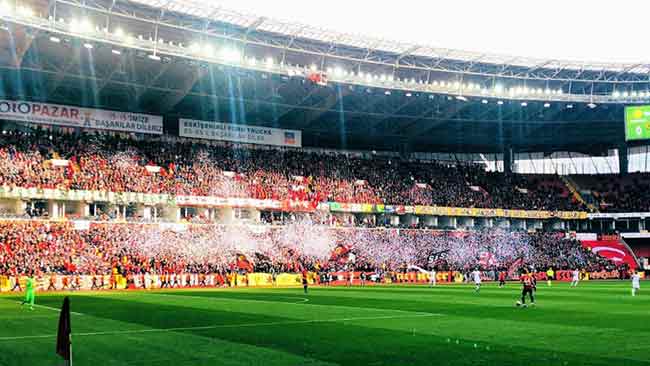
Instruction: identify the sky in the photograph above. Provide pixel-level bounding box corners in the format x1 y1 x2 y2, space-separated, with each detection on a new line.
208 0 647 64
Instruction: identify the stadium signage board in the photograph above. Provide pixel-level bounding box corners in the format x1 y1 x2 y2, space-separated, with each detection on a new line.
179 118 302 147
625 105 650 141
0 100 163 134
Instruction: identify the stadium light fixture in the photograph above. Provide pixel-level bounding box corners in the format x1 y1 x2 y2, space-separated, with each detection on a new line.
384 90 391 95
79 19 93 34
265 57 274 67
83 43 93 49
497 100 504 105
566 104 574 109
148 54 160 61
124 36 134 45
111 49 121 55
405 92 412 97
310 64 317 71
631 91 638 98
612 91 620 98
481 99 488 104
456 95 467 101
544 102 550 108
494 84 504 94
520 102 527 107
622 92 629 98
388 75 394 82
247 57 257 65
49 36 61 43
587 103 597 109
114 27 124 38
203 44 215 57
221 48 241 62
544 88 551 95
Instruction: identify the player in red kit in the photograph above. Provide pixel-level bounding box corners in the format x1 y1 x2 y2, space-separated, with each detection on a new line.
516 270 536 308
498 270 506 288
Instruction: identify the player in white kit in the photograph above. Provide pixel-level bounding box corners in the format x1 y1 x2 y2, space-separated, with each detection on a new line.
570 269 580 287
632 271 641 296
472 269 481 293
429 268 436 287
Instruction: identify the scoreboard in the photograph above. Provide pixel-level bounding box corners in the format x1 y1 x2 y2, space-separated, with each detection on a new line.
625 105 650 141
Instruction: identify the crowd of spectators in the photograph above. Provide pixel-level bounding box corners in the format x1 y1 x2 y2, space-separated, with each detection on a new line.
0 128 583 211
572 173 650 212
0 220 620 277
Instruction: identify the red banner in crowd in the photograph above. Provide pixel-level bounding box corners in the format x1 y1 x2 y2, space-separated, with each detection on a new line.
581 240 637 269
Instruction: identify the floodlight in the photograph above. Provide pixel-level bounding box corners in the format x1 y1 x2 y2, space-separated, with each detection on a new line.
111 49 121 55
520 102 527 107
481 99 488 104
83 43 93 49
49 36 60 43
114 27 124 38
544 103 550 108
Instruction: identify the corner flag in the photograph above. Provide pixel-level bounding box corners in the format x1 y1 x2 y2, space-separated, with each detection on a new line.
56 297 72 365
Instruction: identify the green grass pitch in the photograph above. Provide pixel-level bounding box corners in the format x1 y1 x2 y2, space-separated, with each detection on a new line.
0 281 647 366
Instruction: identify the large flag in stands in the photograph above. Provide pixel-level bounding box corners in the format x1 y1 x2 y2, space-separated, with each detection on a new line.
236 254 254 272
56 297 72 364
330 244 351 264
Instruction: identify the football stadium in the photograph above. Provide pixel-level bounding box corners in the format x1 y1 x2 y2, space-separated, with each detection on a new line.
0 1 649 365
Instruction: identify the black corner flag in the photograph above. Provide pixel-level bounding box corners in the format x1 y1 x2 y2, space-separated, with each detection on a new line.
56 297 72 365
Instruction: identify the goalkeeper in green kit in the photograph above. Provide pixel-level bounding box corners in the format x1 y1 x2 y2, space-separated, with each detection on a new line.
20 273 35 310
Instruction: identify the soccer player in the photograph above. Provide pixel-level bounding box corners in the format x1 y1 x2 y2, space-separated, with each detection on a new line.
498 270 506 288
472 269 481 293
429 268 437 287
632 271 641 297
21 273 35 310
360 272 367 287
302 270 309 294
11 274 22 292
517 271 536 307
546 267 554 286
571 269 580 287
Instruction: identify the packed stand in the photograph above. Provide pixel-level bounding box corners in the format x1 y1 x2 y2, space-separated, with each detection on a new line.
0 128 582 211
0 220 620 278
572 173 650 212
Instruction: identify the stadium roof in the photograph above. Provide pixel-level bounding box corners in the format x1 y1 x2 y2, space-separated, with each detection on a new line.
0 0 642 155
129 0 650 73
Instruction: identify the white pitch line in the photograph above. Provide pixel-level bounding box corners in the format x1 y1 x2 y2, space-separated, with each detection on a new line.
143 293 311 305
144 293 434 317
18 302 84 316
0 312 442 342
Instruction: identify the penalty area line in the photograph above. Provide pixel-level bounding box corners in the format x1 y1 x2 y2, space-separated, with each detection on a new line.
0 312 443 342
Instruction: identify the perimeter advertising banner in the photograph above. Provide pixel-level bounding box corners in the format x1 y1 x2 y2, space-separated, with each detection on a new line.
179 118 302 147
0 100 163 134
625 105 650 141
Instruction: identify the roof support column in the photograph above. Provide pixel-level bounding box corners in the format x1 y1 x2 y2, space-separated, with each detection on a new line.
619 143 628 176
503 146 513 174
